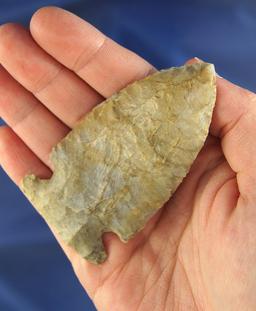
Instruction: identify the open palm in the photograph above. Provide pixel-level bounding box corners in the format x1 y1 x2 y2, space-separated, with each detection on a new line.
1 7 256 311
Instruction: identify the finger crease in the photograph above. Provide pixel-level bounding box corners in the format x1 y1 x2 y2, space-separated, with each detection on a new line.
11 104 39 130
33 66 64 96
72 36 108 74
219 108 249 138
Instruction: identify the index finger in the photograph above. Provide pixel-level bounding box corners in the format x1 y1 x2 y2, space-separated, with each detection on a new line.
30 7 155 98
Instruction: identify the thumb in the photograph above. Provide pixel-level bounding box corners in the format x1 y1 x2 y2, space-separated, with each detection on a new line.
188 57 256 204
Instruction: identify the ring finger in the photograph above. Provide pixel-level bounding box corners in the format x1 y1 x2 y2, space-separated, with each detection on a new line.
0 65 69 168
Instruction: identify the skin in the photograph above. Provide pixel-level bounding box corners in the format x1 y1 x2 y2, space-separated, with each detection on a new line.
0 7 256 311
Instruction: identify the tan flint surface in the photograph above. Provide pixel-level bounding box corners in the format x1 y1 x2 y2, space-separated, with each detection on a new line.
21 62 216 264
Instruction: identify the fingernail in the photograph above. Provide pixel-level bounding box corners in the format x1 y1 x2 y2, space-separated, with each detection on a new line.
194 57 203 62
194 57 222 78
216 72 223 79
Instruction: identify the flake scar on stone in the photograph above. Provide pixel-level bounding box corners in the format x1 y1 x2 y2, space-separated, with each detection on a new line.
20 62 216 264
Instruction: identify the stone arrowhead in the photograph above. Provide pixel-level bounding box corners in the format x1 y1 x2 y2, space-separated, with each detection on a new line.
20 62 216 264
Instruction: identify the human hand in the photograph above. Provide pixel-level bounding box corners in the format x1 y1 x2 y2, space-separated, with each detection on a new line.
0 7 256 311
